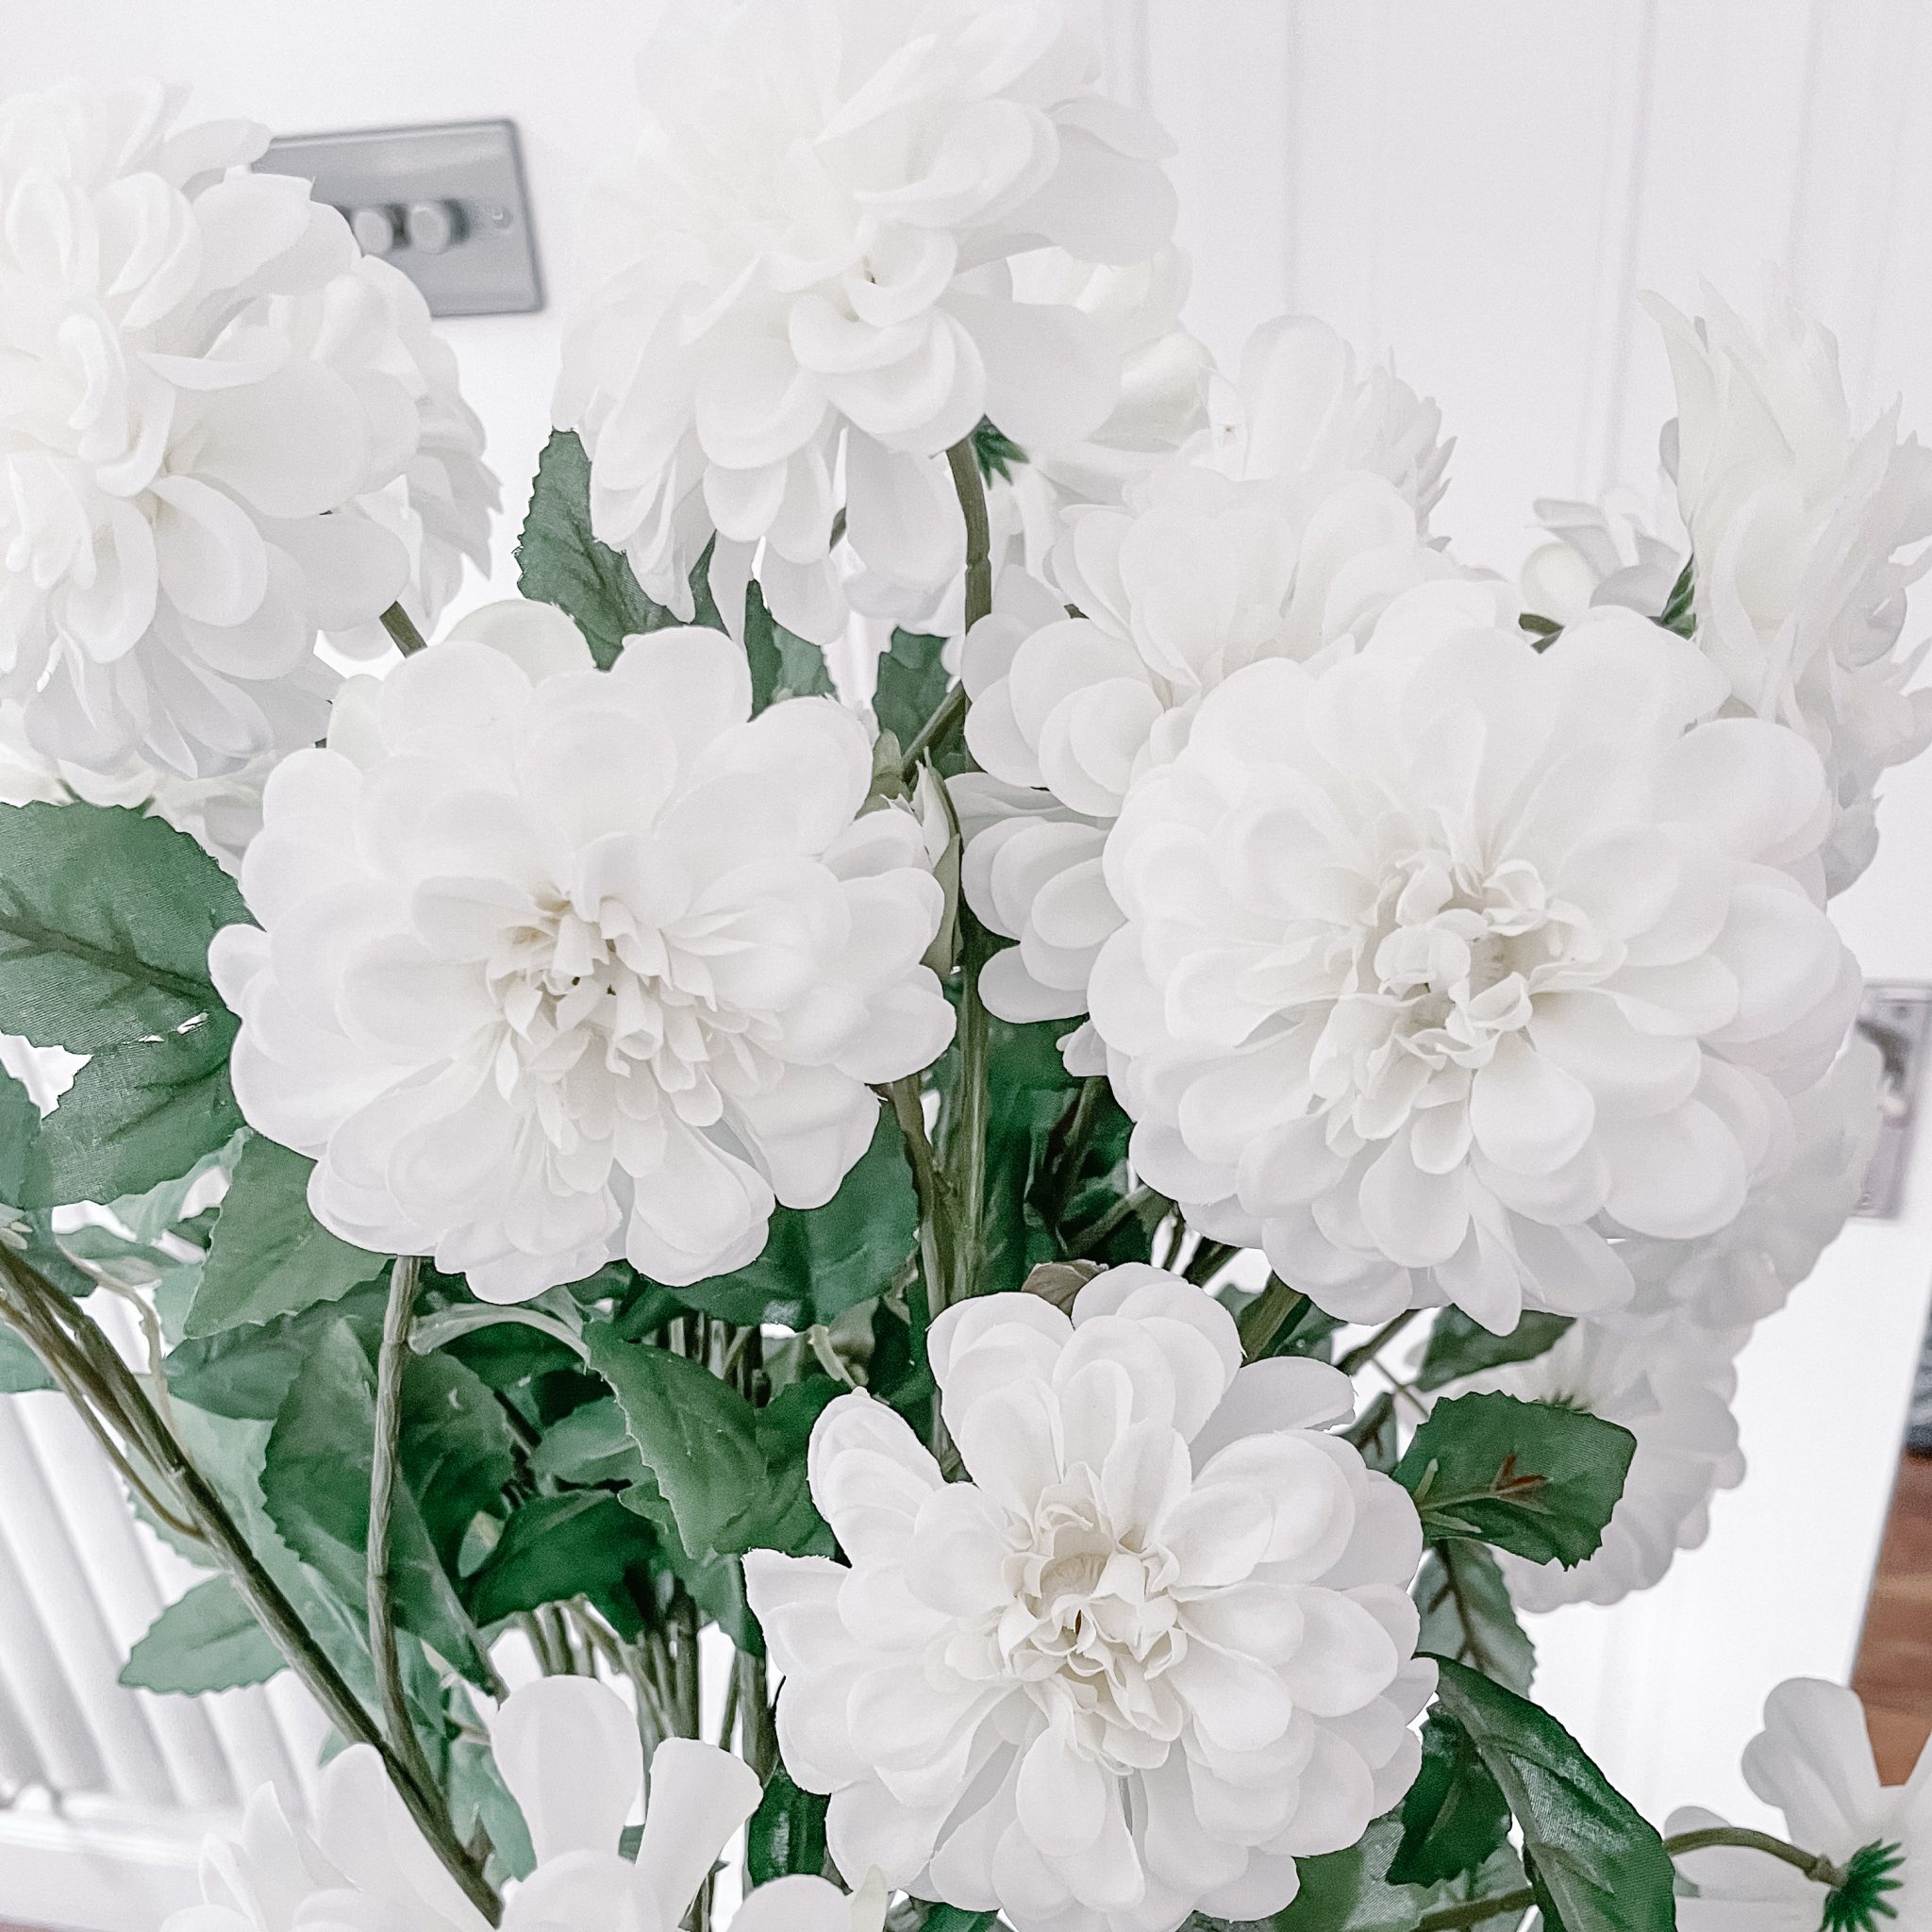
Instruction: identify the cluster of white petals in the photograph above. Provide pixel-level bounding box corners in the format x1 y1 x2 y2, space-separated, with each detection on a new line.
1469 1316 1744 1610
1617 1032 1884 1341
555 0 1177 647
0 80 495 778
167 1674 880 1932
1652 282 1932 893
1519 489 1685 630
1088 606 1861 1334
956 371 1457 1071
745 1265 1431 1932
210 600 953 1299
1673 1678 1932 1928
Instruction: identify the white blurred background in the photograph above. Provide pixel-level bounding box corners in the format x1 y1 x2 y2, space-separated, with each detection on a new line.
5 0 1932 1920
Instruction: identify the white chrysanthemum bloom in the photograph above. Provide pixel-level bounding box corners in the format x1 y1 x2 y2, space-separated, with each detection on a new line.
957 462 1459 1072
1652 281 1932 894
555 0 1177 647
1617 1032 1883 1341
0 80 493 779
1196 315 1453 532
1088 604 1862 1333
209 599 954 1299
744 1265 1433 1932
1672 1679 1932 1929
165 1675 884 1932
1468 1318 1743 1609
0 698 270 872
1519 489 1687 629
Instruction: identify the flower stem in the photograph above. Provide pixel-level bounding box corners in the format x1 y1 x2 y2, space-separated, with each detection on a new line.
886 1077 951 1322
1337 1307 1422 1376
0 1251 502 1924
945 439 993 634
380 603 429 655
1239 1276 1309 1362
1412 1826 1850 1929
1070 1182 1169 1258
369 1257 445 1821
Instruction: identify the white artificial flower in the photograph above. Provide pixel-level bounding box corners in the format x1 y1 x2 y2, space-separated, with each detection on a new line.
744 1264 1433 1932
165 1675 882 1932
1197 315 1453 532
1617 1032 1884 1341
210 599 954 1300
1652 280 1932 894
1470 1317 1744 1610
0 80 493 779
1519 489 1686 629
956 458 1458 1071
555 0 1177 646
0 698 270 872
1673 1678 1932 1929
1088 603 1862 1333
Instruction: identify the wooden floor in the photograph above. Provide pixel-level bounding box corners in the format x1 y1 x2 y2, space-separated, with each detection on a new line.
1853 1450 1932 1779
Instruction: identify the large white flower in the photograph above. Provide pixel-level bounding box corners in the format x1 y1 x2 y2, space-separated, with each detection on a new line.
1673 1678 1932 1929
957 460 1459 1072
209 600 954 1299
1653 280 1932 894
0 80 494 778
1617 1032 1883 1341
1469 1317 1744 1609
166 1674 879 1932
1088 605 1862 1333
554 0 1177 647
744 1265 1432 1932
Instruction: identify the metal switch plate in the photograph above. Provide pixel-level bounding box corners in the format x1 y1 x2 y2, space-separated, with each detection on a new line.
258 120 542 317
1856 982 1932 1219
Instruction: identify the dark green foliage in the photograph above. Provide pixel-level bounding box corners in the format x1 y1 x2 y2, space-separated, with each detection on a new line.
1413 1541 1537 1695
747 1765 829 1883
1391 1710 1512 1888
1416 1309 1573 1393
744 580 835 709
873 628 953 749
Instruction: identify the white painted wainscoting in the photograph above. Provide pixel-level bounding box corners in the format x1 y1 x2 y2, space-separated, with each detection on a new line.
3 0 1932 1917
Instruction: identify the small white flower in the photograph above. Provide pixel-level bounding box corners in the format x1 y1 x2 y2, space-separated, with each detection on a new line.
1673 1678 1932 1929
1617 1033 1883 1341
210 600 954 1299
744 1264 1431 1932
0 81 494 779
1519 489 1686 629
1470 1317 1744 1609
956 456 1457 1071
165 1675 880 1932
1089 604 1861 1333
555 0 1177 646
1197 315 1453 531
1652 279 1932 894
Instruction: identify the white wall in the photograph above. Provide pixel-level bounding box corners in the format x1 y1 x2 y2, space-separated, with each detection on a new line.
10 0 1932 1844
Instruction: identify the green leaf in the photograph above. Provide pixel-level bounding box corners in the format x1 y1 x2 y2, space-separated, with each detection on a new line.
261 1320 513 1684
1214 1815 1422 1931
0 1324 51 1393
1416 1310 1573 1393
873 629 953 749
120 1575 283 1694
586 1327 766 1557
1658 558 1696 639
1393 1391 1635 1567
0 1066 47 1208
747 1764 828 1883
515 430 719 667
1414 1541 1536 1696
166 1279 391 1420
1425 1657 1676 1932
0 802 246 1052
972 416 1027 483
529 1396 644 1486
667 1108 916 1330
749 1378 841 1557
744 580 834 711
186 1136 388 1338
918 1909 999 1932
1390 1709 1511 1888
464 1491 659 1640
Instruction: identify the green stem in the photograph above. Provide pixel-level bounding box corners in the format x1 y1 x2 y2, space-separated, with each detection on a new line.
1041 1077 1108 1228
380 603 429 655
1413 1827 1849 1930
885 1077 951 1325
1337 1307 1422 1377
736 1647 778 1782
1070 1182 1169 1258
369 1257 446 1819
946 440 993 635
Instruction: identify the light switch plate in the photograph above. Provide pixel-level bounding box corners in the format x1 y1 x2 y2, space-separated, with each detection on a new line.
258 119 542 318
1856 981 1932 1219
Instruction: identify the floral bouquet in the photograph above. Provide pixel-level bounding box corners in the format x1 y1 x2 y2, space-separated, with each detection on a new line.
0 9 1927 1932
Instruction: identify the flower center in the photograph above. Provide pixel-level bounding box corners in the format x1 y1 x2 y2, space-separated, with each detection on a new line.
997 1472 1186 1769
